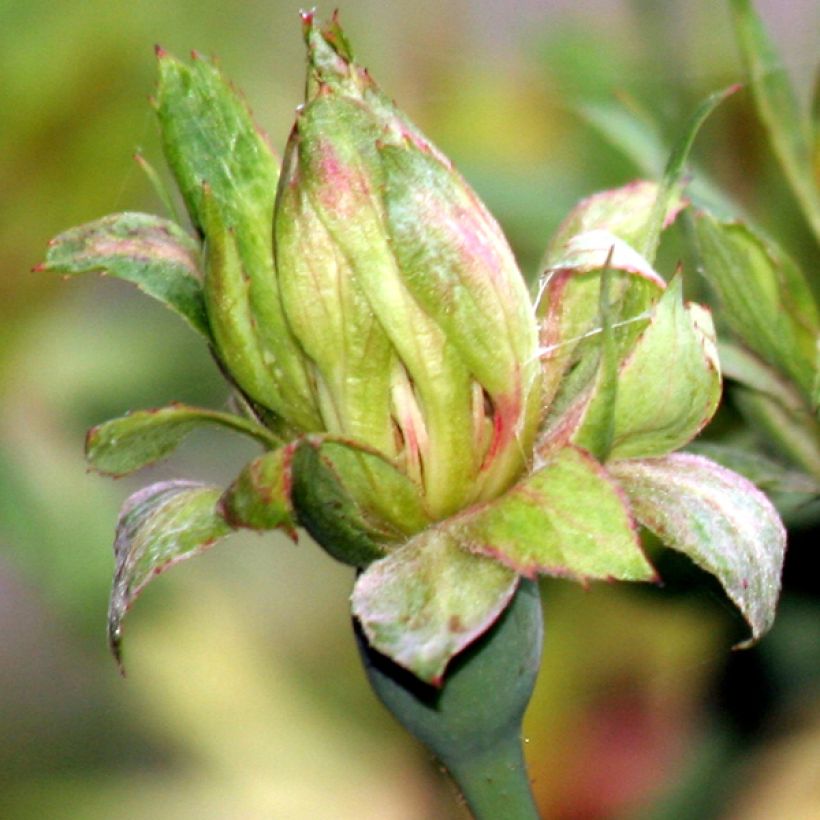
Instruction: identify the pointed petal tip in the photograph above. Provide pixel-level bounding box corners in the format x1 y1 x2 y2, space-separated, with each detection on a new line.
154 44 167 58
299 8 316 31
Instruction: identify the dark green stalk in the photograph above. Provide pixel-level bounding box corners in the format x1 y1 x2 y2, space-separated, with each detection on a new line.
356 578 543 819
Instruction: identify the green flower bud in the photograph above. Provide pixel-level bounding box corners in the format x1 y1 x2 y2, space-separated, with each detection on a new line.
274 14 542 522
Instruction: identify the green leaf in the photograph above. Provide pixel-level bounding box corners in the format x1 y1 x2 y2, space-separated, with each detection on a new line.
108 481 232 669
86 403 279 477
219 443 298 532
611 454 785 646
352 533 518 683
457 445 654 581
693 213 819 399
39 212 209 338
542 180 686 269
639 85 739 263
730 0 820 242
577 277 721 460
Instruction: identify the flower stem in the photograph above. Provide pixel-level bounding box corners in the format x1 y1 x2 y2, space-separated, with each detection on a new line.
441 722 539 819
355 578 543 819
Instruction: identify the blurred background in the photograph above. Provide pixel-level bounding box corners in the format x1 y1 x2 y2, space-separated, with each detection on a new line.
1 0 818 817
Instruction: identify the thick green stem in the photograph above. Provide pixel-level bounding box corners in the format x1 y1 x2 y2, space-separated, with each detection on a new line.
355 578 543 819
440 722 538 819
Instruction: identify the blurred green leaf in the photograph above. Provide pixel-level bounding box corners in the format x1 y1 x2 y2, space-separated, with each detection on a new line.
730 0 820 242
39 212 209 338
734 386 820 481
86 403 278 477
108 480 232 669
693 213 819 399
717 341 805 408
639 85 739 263
460 445 654 581
577 100 740 220
685 441 820 495
579 277 721 460
352 533 518 683
611 453 786 646
578 100 667 176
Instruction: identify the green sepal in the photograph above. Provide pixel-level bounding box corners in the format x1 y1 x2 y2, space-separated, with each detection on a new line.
570 258 619 461
454 444 654 581
86 403 279 477
352 532 519 683
317 440 430 536
380 140 538 402
575 277 722 460
108 480 232 670
157 49 319 433
199 186 297 430
289 441 389 567
219 442 298 533
693 213 819 401
537 231 665 429
610 453 786 647
220 431 431 550
274 135 396 453
154 48 279 238
542 180 686 269
39 212 209 339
